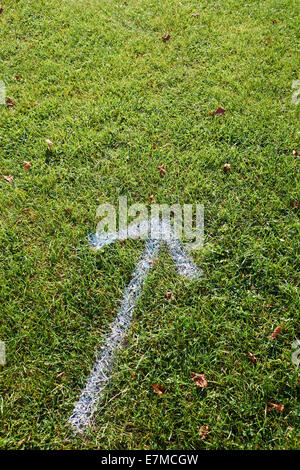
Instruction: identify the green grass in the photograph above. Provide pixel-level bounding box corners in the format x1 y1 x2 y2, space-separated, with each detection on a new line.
0 0 299 450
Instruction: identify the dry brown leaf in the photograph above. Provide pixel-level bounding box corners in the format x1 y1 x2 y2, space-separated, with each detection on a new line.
248 351 258 364
210 107 226 116
22 208 32 214
267 402 284 413
223 163 231 173
6 97 15 107
23 161 31 171
199 425 211 440
3 175 13 183
152 384 166 397
22 208 36 221
216 107 226 115
270 326 282 340
29 273 38 283
16 439 25 447
0 8 3 15
166 291 175 301
291 200 299 209
293 149 299 156
191 372 208 388
15 75 21 81
45 138 53 148
162 34 171 41
157 164 166 175
158 165 166 174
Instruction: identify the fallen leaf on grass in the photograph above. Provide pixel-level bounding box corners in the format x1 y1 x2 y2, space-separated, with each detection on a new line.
6 97 15 107
23 161 31 171
166 291 175 301
266 37 271 44
210 106 226 116
223 163 231 173
29 273 38 283
162 34 171 41
293 150 299 156
45 138 53 149
216 107 226 115
22 208 32 214
191 372 208 388
199 425 211 440
157 164 166 175
15 75 21 81
152 384 166 397
16 439 26 448
267 402 284 413
0 8 3 15
248 351 258 364
270 326 282 340
292 200 299 209
2 175 13 183
22 208 37 221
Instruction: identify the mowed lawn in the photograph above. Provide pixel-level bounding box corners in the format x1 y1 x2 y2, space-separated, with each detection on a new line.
0 0 299 450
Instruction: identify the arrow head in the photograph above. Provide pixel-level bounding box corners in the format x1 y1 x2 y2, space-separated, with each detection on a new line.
89 217 202 279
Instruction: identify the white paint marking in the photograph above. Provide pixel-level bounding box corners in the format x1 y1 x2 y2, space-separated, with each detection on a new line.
292 80 300 105
0 81 5 105
0 341 6 365
291 339 300 367
69 218 201 433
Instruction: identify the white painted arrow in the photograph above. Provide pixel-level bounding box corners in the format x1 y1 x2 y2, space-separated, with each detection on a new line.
69 218 202 433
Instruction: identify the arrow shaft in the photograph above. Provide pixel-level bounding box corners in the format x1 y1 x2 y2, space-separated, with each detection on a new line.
69 237 160 433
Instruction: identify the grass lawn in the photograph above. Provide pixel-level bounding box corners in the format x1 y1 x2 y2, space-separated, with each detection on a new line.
0 0 299 450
